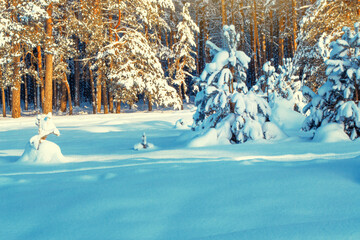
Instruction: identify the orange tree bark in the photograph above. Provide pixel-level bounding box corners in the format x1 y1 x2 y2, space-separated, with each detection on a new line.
43 3 54 114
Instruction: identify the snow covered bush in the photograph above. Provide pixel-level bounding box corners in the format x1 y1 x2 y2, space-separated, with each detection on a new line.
252 59 306 113
19 113 65 163
302 23 360 140
193 25 273 144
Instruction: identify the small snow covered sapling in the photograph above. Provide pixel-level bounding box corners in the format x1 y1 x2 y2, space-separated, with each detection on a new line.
19 113 65 163
141 133 148 149
31 113 60 150
134 133 154 150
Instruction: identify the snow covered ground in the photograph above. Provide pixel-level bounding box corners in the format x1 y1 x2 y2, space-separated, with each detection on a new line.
1 107 360 239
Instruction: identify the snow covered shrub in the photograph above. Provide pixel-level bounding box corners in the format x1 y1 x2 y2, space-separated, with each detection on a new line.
193 25 272 144
19 113 65 163
302 23 360 140
134 133 154 150
253 59 306 113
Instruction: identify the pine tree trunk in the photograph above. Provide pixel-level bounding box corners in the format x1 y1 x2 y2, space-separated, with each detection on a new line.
109 94 114 113
43 3 54 114
96 73 102 113
1 86 5 117
252 0 261 71
148 94 153 111
74 37 81 107
269 10 274 60
221 0 227 26
60 81 67 112
230 0 235 26
116 101 121 113
89 68 96 114
278 16 285 66
178 82 184 110
12 45 21 118
24 75 28 111
291 0 298 55
63 72 73 115
102 82 108 114
53 79 57 111
36 46 45 109
239 0 245 50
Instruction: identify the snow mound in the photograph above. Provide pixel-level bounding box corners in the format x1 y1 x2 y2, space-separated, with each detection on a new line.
263 122 288 140
188 127 231 148
271 97 305 131
19 140 66 164
133 143 155 151
313 123 350 143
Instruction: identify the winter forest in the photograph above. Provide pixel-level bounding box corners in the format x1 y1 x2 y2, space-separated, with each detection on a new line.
2 0 360 239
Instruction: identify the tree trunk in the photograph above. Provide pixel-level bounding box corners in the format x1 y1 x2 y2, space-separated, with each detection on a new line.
221 0 227 26
102 82 109 114
37 45 45 108
96 72 102 113
252 0 261 72
74 37 81 107
291 0 298 56
278 16 285 66
63 72 73 115
12 45 21 118
269 10 274 60
116 101 121 113
60 81 67 112
53 79 57 111
23 73 28 110
1 86 5 117
109 94 114 113
43 3 54 114
239 0 245 50
178 82 184 110
89 68 96 114
148 94 153 111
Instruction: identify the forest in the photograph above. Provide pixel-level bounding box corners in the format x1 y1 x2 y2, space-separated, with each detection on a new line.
0 0 359 119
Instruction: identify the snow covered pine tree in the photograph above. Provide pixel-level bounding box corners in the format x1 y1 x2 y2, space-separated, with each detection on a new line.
193 25 271 144
303 23 360 140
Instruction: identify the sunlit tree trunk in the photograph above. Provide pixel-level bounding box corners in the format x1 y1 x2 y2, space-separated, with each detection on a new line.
43 3 54 114
96 73 102 113
221 0 227 26
102 81 108 114
12 44 21 118
291 0 298 55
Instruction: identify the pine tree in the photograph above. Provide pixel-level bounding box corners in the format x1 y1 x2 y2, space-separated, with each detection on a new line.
170 3 199 110
193 25 271 144
303 23 360 140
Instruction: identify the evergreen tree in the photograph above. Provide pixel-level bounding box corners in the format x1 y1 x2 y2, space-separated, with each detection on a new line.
193 25 271 143
170 3 199 109
303 23 360 140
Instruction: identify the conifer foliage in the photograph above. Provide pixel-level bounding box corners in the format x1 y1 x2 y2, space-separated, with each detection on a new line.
303 23 360 140
193 25 271 144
